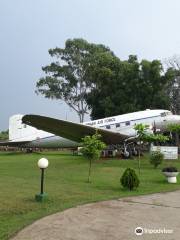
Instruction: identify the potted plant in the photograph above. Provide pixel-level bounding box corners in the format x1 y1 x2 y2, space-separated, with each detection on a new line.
162 167 179 183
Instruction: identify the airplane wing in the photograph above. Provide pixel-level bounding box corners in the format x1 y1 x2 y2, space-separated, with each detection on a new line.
22 115 129 145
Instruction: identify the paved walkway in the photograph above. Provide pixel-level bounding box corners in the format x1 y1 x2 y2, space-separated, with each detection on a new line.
12 191 180 240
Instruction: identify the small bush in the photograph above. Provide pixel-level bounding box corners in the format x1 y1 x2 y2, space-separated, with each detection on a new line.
162 167 178 172
150 151 164 168
120 168 139 191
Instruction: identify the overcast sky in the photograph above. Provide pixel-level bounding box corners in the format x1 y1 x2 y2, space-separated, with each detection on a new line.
0 0 180 130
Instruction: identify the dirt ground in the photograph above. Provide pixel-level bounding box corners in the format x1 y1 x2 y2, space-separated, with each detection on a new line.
11 190 180 240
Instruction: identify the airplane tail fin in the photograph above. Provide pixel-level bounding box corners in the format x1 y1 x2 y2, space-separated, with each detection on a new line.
9 114 38 141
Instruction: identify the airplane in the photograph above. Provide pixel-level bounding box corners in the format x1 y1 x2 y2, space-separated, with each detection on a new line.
0 109 180 157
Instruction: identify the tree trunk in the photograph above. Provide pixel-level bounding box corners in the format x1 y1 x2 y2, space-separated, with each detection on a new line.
138 145 141 175
175 133 180 153
79 112 84 123
88 158 92 183
175 132 179 146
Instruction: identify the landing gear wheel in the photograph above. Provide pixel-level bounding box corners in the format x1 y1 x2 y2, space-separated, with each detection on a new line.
123 149 132 159
132 148 139 156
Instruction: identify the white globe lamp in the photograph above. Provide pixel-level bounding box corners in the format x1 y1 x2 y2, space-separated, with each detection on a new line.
38 158 49 169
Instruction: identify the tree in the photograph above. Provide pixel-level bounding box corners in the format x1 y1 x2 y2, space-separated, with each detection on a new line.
167 123 180 147
36 38 112 122
137 59 170 109
164 55 180 115
168 73 180 115
84 48 123 119
134 124 149 174
164 55 180 70
81 132 106 183
0 130 9 141
86 56 171 120
167 123 180 134
86 55 140 119
134 123 168 174
37 38 174 122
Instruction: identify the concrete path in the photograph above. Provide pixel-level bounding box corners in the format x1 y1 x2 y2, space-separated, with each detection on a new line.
12 191 180 240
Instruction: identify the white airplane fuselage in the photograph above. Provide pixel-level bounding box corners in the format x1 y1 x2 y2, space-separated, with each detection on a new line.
9 109 180 148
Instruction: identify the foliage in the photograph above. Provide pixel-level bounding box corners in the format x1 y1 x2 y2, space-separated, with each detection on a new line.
37 38 175 121
81 132 106 160
120 168 139 191
81 132 106 182
167 123 180 134
0 130 9 140
167 123 180 146
134 124 169 143
36 38 112 122
150 151 164 168
162 166 178 172
134 123 168 174
143 133 169 143
87 55 172 119
134 123 149 174
134 123 149 141
164 56 180 115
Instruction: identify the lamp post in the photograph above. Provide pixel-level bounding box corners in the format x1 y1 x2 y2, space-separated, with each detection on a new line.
35 158 49 202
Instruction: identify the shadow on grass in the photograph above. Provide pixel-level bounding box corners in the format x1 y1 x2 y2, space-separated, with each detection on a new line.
34 152 76 157
0 151 77 158
155 179 168 184
94 184 123 192
0 152 26 156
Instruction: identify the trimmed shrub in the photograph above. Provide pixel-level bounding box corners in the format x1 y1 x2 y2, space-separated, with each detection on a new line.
150 151 164 168
120 168 139 191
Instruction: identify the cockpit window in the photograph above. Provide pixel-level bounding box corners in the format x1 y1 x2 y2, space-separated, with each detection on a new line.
161 112 166 117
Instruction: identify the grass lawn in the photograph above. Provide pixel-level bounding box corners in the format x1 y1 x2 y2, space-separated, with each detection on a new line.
0 151 180 239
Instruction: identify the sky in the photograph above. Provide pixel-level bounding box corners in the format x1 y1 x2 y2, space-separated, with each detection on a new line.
0 0 180 130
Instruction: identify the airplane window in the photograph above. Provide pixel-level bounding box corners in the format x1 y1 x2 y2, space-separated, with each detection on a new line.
106 125 111 129
161 112 172 117
125 121 130 126
161 112 166 117
116 123 120 128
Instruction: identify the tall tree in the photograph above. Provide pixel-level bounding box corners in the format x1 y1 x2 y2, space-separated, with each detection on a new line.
86 55 171 120
36 38 112 122
137 59 170 109
164 56 180 115
85 51 123 119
